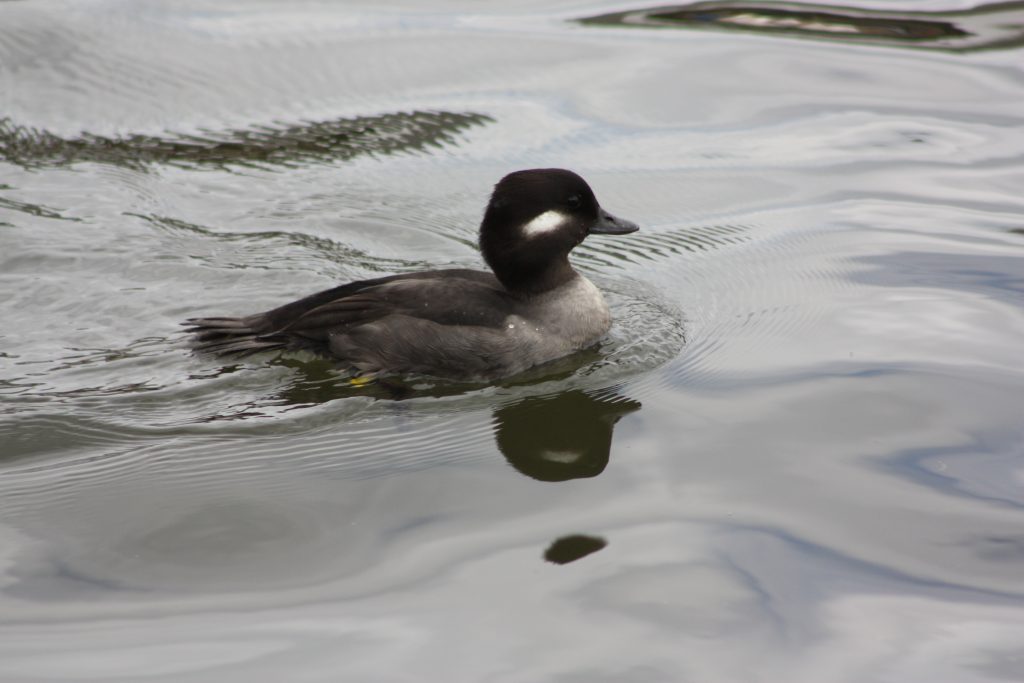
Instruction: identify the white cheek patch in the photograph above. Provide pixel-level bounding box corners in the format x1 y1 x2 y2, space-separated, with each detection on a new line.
522 210 568 238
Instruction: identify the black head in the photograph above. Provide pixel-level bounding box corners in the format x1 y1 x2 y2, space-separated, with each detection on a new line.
479 169 638 294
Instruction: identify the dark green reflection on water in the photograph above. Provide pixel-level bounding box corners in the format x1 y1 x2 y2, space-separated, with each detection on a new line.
0 110 493 170
494 389 641 482
578 0 1024 52
544 535 609 564
498 391 636 565
235 356 641 482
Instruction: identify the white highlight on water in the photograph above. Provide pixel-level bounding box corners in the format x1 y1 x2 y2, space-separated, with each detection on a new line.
522 210 568 237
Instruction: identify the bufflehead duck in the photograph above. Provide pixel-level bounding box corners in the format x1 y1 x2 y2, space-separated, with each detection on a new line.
185 168 638 380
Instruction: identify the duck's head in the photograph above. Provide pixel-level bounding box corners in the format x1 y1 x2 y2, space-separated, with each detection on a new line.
479 168 638 294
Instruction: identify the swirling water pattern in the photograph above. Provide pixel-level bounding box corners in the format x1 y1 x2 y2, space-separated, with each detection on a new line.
2 1 1023 681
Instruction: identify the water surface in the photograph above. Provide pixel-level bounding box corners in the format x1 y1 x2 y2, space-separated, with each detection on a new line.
2 0 1024 681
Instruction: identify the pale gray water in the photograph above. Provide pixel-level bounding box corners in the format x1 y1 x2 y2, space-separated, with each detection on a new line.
2 0 1024 681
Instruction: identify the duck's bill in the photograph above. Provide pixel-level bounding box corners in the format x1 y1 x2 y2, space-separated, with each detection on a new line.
590 208 639 235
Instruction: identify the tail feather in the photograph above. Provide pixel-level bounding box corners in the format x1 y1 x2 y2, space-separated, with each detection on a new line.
185 316 252 330
183 316 286 356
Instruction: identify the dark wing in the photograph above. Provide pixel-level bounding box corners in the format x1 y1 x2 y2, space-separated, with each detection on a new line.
272 269 513 341
185 269 512 356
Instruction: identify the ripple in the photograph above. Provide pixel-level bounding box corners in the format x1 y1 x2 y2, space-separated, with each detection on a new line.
656 211 858 390
137 213 435 277
0 110 494 170
578 0 1024 53
0 192 81 222
578 224 751 268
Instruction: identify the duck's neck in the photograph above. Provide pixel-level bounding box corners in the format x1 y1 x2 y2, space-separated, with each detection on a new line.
489 255 578 298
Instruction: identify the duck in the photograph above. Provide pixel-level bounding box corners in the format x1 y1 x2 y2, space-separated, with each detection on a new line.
185 168 638 381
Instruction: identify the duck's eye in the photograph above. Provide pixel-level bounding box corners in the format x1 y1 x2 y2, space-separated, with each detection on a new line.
567 195 582 209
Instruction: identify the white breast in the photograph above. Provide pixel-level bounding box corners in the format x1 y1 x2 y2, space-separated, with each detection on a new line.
510 275 611 349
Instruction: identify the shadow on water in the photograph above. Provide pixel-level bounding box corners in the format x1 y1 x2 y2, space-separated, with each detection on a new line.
0 110 493 170
578 0 1024 52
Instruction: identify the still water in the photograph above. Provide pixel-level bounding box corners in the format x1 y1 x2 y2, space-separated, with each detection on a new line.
2 0 1024 680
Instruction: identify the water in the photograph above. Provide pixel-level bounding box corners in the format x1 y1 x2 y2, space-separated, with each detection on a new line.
2 0 1024 680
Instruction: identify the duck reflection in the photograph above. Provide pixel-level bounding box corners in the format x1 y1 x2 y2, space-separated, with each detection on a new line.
260 356 641 483
493 389 641 482
544 534 608 564
494 389 637 565
199 355 636 566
